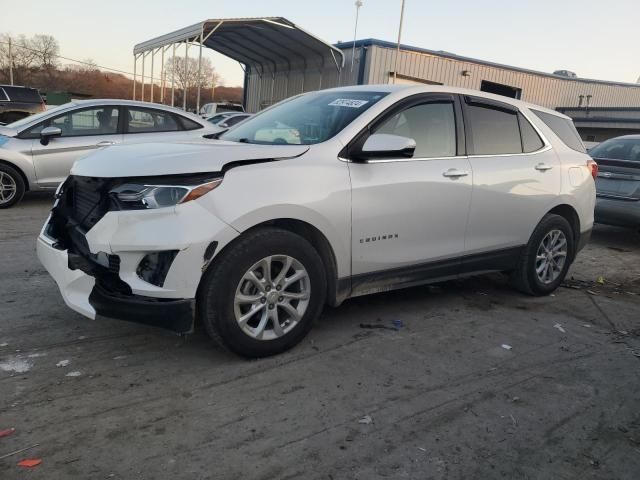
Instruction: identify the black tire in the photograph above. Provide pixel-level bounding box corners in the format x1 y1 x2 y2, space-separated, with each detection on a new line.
198 227 327 358
510 214 575 296
0 163 26 208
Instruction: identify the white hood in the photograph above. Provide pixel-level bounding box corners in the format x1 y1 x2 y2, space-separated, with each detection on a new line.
71 140 310 178
0 126 18 137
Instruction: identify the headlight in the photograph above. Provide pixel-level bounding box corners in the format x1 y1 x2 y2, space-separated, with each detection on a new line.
111 177 222 210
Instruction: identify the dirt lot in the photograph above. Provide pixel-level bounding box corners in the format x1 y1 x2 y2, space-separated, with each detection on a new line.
1 192 640 479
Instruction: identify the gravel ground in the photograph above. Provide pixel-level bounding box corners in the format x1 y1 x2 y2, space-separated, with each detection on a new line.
1 192 639 479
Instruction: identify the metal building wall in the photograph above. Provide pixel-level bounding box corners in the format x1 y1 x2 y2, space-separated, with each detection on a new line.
244 49 361 112
364 45 640 109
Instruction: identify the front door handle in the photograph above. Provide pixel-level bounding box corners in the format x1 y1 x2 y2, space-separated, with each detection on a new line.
443 168 469 178
96 141 116 146
535 163 553 172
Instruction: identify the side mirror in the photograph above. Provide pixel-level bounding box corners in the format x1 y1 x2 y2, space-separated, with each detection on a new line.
40 126 62 146
355 133 416 161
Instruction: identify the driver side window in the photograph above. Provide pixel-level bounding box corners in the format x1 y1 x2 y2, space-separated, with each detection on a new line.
374 102 457 158
26 107 120 138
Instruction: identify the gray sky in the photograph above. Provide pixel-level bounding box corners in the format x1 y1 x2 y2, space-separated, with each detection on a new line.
1 0 639 86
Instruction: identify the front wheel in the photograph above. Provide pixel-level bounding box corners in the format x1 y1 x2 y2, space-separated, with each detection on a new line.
510 214 575 296
198 228 327 357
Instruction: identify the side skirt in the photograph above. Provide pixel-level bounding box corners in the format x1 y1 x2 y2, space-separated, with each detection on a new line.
339 246 524 300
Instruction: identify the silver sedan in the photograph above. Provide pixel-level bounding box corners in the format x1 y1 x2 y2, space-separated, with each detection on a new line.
0 99 220 207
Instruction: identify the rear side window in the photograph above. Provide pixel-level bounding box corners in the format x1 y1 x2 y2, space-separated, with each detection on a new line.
466 104 521 155
0 88 9 102
531 110 586 153
3 87 42 103
518 113 544 153
374 102 457 157
127 108 180 133
178 116 203 131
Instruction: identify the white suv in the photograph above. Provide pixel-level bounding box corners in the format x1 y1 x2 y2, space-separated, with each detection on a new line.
37 85 597 357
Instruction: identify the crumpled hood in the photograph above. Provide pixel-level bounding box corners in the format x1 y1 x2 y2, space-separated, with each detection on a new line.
71 140 310 178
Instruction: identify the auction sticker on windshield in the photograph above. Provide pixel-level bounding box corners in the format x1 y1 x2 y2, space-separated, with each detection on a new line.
328 99 369 108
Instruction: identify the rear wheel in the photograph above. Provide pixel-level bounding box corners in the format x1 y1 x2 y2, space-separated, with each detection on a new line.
510 214 574 296
198 228 326 357
0 164 25 208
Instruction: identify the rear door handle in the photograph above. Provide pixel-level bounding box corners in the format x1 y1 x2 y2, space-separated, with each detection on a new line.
96 141 116 146
443 168 469 178
535 163 553 172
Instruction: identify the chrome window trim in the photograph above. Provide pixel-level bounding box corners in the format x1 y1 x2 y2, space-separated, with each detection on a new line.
468 144 552 159
338 144 552 164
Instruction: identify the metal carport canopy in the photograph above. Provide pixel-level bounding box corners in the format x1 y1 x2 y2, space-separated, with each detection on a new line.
134 17 344 74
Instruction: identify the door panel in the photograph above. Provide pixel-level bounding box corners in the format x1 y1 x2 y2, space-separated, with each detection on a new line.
348 98 472 276
349 158 473 275
462 99 561 253
29 106 123 187
465 150 560 253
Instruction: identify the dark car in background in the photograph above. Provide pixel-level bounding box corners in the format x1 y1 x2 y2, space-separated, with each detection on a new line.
0 85 46 124
591 135 640 229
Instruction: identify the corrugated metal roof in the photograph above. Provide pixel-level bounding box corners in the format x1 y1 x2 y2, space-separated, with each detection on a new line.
134 17 344 74
334 38 640 89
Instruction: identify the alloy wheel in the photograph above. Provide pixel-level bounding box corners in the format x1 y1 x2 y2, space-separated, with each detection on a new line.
535 229 568 284
0 172 17 205
233 255 311 340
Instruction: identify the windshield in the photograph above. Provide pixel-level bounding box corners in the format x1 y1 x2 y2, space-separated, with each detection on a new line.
221 90 388 145
7 103 75 130
589 138 640 162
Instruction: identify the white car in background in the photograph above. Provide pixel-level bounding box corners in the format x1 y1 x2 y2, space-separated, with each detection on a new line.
0 99 219 207
206 112 253 132
37 85 596 358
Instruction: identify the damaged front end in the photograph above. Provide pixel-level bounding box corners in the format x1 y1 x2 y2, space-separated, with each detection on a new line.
40 174 222 334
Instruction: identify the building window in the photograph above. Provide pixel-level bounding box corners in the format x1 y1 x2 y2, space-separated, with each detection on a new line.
480 80 522 100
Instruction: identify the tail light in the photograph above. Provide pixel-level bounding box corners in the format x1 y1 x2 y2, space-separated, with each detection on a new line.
587 159 598 180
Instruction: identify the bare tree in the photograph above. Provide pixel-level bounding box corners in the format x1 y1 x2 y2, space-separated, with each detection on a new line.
163 56 219 107
29 34 60 70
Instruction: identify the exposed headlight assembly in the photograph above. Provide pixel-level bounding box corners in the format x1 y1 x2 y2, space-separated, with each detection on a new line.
111 177 222 210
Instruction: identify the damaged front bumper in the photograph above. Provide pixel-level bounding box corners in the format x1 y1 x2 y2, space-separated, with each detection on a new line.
37 176 239 334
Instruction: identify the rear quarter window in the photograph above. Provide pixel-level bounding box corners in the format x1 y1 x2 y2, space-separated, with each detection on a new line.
178 116 204 131
531 110 585 153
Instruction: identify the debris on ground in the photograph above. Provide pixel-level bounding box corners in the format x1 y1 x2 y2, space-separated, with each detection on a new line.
65 371 81 377
358 415 373 425
360 323 397 331
56 359 70 367
0 443 39 460
501 344 513 351
554 323 566 333
17 458 42 468
562 279 594 290
0 342 8 347
597 276 606 285
0 357 32 374
0 428 16 438
392 320 404 329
